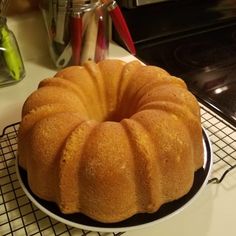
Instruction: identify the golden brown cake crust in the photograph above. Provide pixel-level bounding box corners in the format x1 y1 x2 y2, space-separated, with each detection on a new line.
18 59 204 223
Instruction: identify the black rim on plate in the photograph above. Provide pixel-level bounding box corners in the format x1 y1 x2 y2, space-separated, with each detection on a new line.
16 128 212 231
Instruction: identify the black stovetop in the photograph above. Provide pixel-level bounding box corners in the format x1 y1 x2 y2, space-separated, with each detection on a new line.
136 22 236 126
114 0 236 126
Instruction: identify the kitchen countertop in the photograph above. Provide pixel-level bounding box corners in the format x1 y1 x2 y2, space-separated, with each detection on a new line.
0 11 236 236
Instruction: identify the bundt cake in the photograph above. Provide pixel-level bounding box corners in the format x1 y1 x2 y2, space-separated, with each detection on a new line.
17 59 204 223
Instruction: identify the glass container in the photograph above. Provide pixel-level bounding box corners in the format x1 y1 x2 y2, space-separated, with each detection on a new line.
0 16 25 87
40 0 109 68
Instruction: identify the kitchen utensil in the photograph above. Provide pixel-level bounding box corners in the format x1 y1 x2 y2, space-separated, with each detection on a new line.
54 0 69 44
95 3 109 62
80 5 99 63
102 0 136 55
55 41 72 67
70 0 83 65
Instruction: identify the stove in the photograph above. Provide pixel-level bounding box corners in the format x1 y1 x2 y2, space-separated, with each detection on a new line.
136 23 236 126
114 0 236 126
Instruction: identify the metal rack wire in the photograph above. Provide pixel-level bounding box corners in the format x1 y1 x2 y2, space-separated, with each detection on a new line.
0 124 125 236
200 106 236 184
0 105 236 236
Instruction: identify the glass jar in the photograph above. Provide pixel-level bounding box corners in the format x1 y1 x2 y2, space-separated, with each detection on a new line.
40 0 109 68
0 17 25 87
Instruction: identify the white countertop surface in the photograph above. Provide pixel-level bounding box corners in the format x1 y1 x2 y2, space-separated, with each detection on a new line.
1 11 236 236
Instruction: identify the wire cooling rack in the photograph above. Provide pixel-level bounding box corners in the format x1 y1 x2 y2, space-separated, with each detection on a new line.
0 105 236 236
200 106 236 183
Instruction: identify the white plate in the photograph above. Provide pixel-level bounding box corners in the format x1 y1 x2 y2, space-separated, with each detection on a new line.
16 127 212 233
